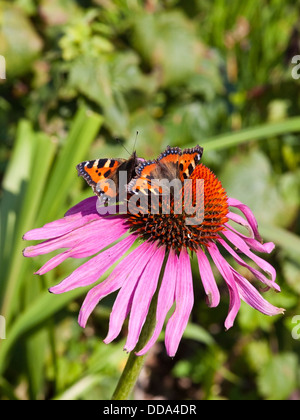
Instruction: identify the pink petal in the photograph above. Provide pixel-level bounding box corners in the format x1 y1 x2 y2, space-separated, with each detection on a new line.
104 242 159 344
222 229 278 289
196 248 220 308
124 246 166 353
224 223 274 253
79 241 155 329
49 234 136 294
23 213 99 241
136 248 178 356
23 197 99 241
23 217 128 258
65 196 120 218
226 211 255 238
67 219 129 258
227 198 262 242
35 251 70 275
64 196 98 217
231 268 285 316
218 237 279 292
34 223 129 274
23 197 125 242
165 249 194 357
207 243 240 330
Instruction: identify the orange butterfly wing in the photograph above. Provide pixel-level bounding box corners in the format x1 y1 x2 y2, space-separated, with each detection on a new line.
77 159 123 199
128 145 203 195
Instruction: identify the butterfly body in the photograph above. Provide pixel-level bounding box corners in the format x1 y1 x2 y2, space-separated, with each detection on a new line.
128 145 203 196
77 145 203 203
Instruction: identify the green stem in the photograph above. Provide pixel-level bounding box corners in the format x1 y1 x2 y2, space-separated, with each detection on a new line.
111 350 147 400
111 297 157 400
111 252 168 400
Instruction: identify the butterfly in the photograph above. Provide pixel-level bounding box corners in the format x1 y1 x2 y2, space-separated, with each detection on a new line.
77 151 143 203
127 145 203 196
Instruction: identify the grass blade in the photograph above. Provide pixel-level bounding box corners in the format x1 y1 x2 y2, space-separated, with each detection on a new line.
37 107 103 223
192 117 300 151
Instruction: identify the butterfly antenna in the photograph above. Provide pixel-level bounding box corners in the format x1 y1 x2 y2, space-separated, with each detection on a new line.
133 130 139 152
116 138 131 156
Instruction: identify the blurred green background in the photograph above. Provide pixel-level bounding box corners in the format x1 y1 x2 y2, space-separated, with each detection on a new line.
1 0 300 400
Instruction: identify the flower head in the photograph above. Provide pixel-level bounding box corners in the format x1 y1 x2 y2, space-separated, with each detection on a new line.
23 161 284 357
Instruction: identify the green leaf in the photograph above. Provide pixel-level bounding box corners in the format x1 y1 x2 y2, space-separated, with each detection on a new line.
259 224 300 258
257 353 298 400
1 129 56 323
0 2 43 77
39 0 81 27
220 149 298 228
245 340 272 372
25 326 48 399
238 300 278 333
54 374 103 400
282 257 300 295
69 56 128 136
0 120 35 290
164 101 224 147
0 106 103 374
0 286 88 376
183 322 215 346
37 106 103 224
131 11 202 87
109 51 156 95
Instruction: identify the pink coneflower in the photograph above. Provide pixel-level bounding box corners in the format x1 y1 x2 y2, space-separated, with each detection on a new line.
23 163 284 357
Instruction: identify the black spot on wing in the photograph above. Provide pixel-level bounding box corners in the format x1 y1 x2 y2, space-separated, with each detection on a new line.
188 163 194 175
96 159 109 168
